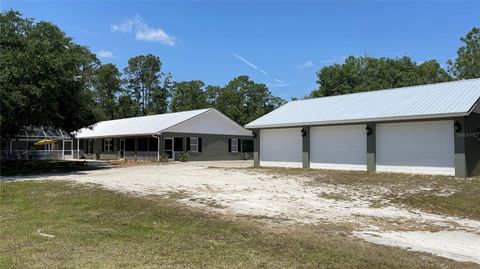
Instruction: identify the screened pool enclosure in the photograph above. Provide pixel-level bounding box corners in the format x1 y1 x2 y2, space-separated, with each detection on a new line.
1 127 77 160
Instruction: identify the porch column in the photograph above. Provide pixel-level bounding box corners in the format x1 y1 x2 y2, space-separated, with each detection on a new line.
366 123 376 172
157 136 160 161
159 136 165 155
134 138 138 161
454 117 467 178
253 130 260 167
302 127 310 169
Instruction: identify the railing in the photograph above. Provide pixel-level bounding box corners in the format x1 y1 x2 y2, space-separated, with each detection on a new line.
1 150 64 160
124 151 158 161
72 150 84 160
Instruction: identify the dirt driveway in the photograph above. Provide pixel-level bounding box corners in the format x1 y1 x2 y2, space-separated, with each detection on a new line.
6 160 480 264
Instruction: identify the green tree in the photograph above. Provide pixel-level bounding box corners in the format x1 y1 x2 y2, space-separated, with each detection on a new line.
93 63 122 120
215 76 285 126
123 54 163 116
311 55 452 97
448 27 480 79
147 72 172 114
116 93 138 119
205 85 221 107
170 80 209 112
0 10 100 138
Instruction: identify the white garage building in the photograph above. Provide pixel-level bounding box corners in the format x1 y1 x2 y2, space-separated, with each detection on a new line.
245 79 480 177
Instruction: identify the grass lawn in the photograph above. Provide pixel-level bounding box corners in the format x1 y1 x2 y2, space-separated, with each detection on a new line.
1 180 476 268
252 167 480 220
0 160 107 177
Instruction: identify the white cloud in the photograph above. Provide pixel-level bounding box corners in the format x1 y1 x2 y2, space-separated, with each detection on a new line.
96 49 115 59
112 15 176 46
297 60 313 69
273 78 285 83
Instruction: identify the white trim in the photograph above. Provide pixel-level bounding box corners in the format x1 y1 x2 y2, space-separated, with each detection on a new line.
310 163 367 171
164 138 174 161
377 165 455 176
260 161 302 168
103 138 113 152
189 137 199 153
230 138 238 153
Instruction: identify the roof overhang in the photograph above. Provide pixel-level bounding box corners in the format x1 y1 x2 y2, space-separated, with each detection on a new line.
245 112 470 129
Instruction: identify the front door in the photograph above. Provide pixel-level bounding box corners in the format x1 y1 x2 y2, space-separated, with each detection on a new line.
164 138 174 160
119 139 125 158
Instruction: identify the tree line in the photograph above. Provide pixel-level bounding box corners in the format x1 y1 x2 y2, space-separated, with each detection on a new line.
0 11 284 139
310 28 480 97
1 10 479 140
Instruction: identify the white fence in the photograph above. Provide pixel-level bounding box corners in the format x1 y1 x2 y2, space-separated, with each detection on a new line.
124 151 158 161
1 150 64 160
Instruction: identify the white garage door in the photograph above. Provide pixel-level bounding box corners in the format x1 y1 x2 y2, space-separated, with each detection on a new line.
260 128 302 167
310 125 367 171
376 120 454 175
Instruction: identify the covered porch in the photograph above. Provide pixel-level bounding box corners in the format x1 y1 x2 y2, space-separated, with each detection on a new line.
78 135 188 161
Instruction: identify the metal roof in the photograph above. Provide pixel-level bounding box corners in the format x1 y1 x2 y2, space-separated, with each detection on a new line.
245 79 480 129
76 109 211 138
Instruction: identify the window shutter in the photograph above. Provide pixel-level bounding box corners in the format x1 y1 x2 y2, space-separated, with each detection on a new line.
102 139 104 152
186 137 190 151
238 139 242 152
198 138 202 152
228 139 231 152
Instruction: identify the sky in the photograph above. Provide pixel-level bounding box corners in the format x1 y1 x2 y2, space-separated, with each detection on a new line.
2 1 479 99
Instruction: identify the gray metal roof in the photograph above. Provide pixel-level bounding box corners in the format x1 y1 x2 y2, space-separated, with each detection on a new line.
76 108 251 138
76 109 211 138
245 79 480 129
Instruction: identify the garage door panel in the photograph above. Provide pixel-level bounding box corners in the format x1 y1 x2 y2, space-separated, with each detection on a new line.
260 128 302 167
310 125 367 171
376 121 454 175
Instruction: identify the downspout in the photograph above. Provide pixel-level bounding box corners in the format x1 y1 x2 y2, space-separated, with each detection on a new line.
152 134 160 161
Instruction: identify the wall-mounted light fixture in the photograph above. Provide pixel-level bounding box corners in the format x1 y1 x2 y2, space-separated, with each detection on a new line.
301 128 307 137
454 121 462 133
366 125 372 136
252 131 257 139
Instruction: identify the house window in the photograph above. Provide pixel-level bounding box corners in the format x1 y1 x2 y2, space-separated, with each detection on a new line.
230 139 238 153
103 139 112 152
190 137 199 152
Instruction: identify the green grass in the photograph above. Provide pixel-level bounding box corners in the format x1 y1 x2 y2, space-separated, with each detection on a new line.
319 192 352 201
0 160 106 177
1 180 475 268
252 167 480 220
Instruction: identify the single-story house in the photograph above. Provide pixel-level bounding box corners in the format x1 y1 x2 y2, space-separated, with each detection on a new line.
245 79 480 177
75 108 254 161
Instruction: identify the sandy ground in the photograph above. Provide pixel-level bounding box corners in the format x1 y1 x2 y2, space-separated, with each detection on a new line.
4 160 480 264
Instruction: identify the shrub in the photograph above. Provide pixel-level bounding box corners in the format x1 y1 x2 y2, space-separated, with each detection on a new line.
159 153 169 162
178 151 190 162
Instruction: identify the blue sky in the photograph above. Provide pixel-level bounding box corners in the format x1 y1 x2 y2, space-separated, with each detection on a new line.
2 1 479 99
